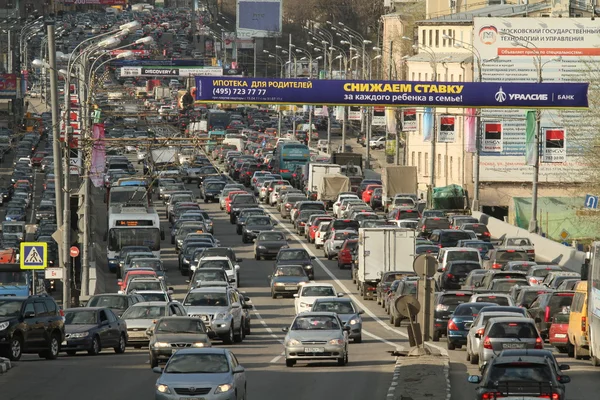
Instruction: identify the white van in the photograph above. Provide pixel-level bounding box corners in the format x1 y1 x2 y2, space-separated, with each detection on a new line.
437 247 482 272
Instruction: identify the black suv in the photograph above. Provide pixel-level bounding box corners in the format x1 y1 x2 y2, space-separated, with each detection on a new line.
0 294 66 361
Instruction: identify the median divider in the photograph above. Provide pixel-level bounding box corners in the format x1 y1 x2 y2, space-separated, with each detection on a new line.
388 348 450 400
0 357 13 374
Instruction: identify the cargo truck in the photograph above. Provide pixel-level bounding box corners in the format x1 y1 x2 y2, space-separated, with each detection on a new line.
332 153 363 191
306 163 342 200
381 166 418 210
355 228 416 300
318 174 351 207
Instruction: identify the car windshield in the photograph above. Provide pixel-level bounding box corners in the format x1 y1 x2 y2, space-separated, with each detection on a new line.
165 353 229 374
488 364 553 382
274 266 305 277
449 263 481 275
301 286 336 297
193 270 227 282
0 299 24 317
129 281 162 291
122 305 166 319
447 251 479 262
184 292 228 306
246 217 271 225
205 182 225 190
335 232 357 240
454 303 492 316
200 260 231 270
258 232 285 241
506 263 532 272
279 250 309 260
155 319 206 334
233 195 254 204
292 315 340 330
131 260 162 270
488 321 537 338
476 296 511 306
313 301 355 314
139 293 168 302
498 251 529 262
65 310 97 325
2 225 22 233
88 296 127 309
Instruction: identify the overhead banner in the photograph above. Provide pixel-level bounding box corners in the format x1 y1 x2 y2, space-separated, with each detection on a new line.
348 106 361 121
113 59 205 67
483 122 503 153
372 106 385 126
542 128 567 163
194 77 589 108
0 74 17 98
122 67 223 77
438 115 456 143
402 108 417 131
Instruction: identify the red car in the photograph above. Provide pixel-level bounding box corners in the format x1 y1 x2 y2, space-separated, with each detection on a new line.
31 151 48 167
549 312 570 353
361 184 382 203
225 190 247 214
337 239 358 269
308 216 333 243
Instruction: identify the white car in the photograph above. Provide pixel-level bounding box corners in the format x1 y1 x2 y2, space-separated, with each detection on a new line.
336 198 364 219
269 184 286 206
192 256 240 288
293 283 343 314
314 221 331 249
317 139 328 152
323 229 359 260
332 193 359 217
369 137 386 149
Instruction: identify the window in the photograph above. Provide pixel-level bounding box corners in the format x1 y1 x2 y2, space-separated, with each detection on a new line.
424 153 429 175
43 299 57 315
99 310 108 323
449 157 453 179
24 302 35 316
418 152 422 174
34 301 47 317
435 30 439 47
429 29 433 47
411 151 415 166
437 154 442 177
421 30 426 46
442 30 446 46
107 310 118 322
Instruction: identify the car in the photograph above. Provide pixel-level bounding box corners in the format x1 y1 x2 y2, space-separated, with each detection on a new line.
447 302 496 350
432 291 473 341
152 348 247 400
496 348 571 387
477 316 544 368
541 271 581 289
241 215 277 243
269 265 310 298
465 311 525 364
254 231 289 260
311 297 364 343
389 277 420 327
62 307 128 356
182 286 252 344
229 193 258 223
275 248 317 280
148 316 211 368
435 261 482 291
187 267 230 291
85 293 145 318
121 301 187 348
0 295 65 361
467 355 566 400
194 256 240 288
199 179 226 203
323 229 359 260
527 291 574 338
526 265 563 286
293 283 342 314
235 207 266 235
513 286 554 308
282 312 350 367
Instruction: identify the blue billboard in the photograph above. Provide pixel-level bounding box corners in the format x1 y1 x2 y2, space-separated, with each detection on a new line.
194 77 589 109
236 0 282 38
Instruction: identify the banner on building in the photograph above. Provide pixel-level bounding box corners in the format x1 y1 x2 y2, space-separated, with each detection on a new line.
542 128 567 163
483 122 503 153
348 106 361 121
372 106 385 126
335 106 345 121
121 67 223 77
0 74 17 98
438 115 456 143
464 108 476 152
401 108 417 131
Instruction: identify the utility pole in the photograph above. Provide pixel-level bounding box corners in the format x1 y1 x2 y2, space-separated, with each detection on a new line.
341 107 346 151
47 21 68 307
253 39 257 77
366 108 371 170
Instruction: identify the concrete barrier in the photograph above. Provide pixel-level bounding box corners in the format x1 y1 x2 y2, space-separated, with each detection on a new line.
473 211 586 274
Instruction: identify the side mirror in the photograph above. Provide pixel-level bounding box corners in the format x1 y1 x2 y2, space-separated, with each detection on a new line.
293 293 299 298
117 290 124 295
559 364 570 371
437 266 444 273
152 367 163 374
228 278 236 283
237 258 243 262
117 279 123 285
310 256 316 260
235 264 240 270
337 293 344 297
558 375 571 384
168 290 174 295
467 375 481 384
474 333 481 339
358 310 364 315
343 325 351 332
281 327 289 332
232 302 241 308
168 287 174 291
273 221 278 226
185 280 190 284
244 296 251 302
232 365 245 374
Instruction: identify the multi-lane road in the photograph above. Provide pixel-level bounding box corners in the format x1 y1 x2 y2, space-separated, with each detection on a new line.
0 130 599 400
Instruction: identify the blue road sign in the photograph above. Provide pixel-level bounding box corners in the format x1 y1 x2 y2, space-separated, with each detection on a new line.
20 242 47 270
585 194 598 209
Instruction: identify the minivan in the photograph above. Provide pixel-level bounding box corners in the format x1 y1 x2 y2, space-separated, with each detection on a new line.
567 280 588 359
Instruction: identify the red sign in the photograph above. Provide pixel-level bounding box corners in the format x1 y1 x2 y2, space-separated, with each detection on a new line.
69 246 79 258
0 74 16 97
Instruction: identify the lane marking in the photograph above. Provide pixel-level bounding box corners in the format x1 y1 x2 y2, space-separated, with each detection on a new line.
251 304 287 363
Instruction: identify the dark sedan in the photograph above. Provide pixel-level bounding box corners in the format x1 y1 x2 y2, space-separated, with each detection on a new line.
199 179 226 203
255 231 289 260
275 248 316 280
85 293 144 318
241 215 277 243
269 264 309 298
148 316 211 368
235 207 266 235
62 307 128 356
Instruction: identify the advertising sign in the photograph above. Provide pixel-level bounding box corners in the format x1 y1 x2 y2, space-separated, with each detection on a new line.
0 74 17 98
348 106 361 121
402 108 417 131
236 0 282 38
121 67 223 77
194 76 588 108
483 122 503 153
372 106 386 126
474 17 594 182
542 128 567 163
222 32 255 49
63 0 125 4
114 59 205 67
438 115 456 143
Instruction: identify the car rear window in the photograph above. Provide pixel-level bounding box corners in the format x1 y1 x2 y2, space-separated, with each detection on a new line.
464 224 490 234
440 231 472 245
398 209 420 219
532 268 559 277
548 293 574 316
423 218 451 230
476 295 511 306
488 364 552 383
447 250 480 263
344 241 358 250
497 251 529 262
384 273 412 283
332 220 360 231
490 280 528 292
439 293 470 311
454 303 492 316
301 203 326 211
488 321 538 338
334 231 357 240
448 263 481 275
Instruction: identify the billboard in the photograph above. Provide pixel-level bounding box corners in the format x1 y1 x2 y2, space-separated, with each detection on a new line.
474 17 594 182
348 106 361 121
236 0 282 38
0 74 17 98
402 109 417 131
114 60 205 67
194 76 588 108
542 128 567 163
372 106 386 126
483 122 503 153
438 115 456 143
121 67 223 77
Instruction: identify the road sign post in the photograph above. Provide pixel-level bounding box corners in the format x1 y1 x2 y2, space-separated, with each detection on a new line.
413 254 437 343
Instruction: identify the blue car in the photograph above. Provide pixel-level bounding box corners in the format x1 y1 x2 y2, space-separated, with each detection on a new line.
5 207 25 221
447 302 496 350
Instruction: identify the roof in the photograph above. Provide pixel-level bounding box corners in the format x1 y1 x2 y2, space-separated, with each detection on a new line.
189 286 228 293
419 2 550 24
303 282 335 287
172 347 226 355
133 301 170 306
407 52 473 64
487 316 534 322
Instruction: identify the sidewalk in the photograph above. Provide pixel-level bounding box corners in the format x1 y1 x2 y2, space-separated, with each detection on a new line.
388 352 450 400
26 96 50 113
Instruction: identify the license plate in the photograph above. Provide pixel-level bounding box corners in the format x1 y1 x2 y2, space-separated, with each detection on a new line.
502 343 526 349
304 347 324 353
554 334 567 338
285 286 298 290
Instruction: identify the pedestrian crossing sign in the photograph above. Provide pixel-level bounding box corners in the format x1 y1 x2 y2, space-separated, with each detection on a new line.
20 242 48 270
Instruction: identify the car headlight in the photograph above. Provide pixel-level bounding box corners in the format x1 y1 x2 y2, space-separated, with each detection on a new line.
206 221 213 226
305 265 313 269
349 319 359 325
192 342 206 347
214 313 228 320
280 245 289 249
183 259 190 264
0 321 9 330
329 339 344 345
215 384 233 394
274 282 285 286
153 342 170 348
69 332 89 339
287 339 301 346
257 245 266 250
156 384 170 394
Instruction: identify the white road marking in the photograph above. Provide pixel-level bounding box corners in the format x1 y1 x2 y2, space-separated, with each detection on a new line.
252 304 287 363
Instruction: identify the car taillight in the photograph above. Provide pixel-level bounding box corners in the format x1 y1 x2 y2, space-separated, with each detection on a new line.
446 273 454 279
582 316 587 332
367 287 376 291
280 169 289 173
476 328 485 336
544 306 551 322
422 225 426 231
483 336 492 349
481 393 502 400
59 309 65 317
268 188 273 191
527 249 535 253
492 263 502 269
447 320 459 331
292 173 297 177
535 337 544 349
246 171 251 175
483 232 491 236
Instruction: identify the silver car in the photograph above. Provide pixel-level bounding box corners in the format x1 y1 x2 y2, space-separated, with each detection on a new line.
323 229 358 260
121 301 187 348
465 311 523 365
477 316 543 368
153 348 247 400
183 287 251 344
282 311 350 367
311 297 364 343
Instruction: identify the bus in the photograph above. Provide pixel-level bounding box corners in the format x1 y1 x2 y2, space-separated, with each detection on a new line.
0 263 46 296
272 141 310 180
106 205 164 274
106 186 152 210
206 110 230 131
